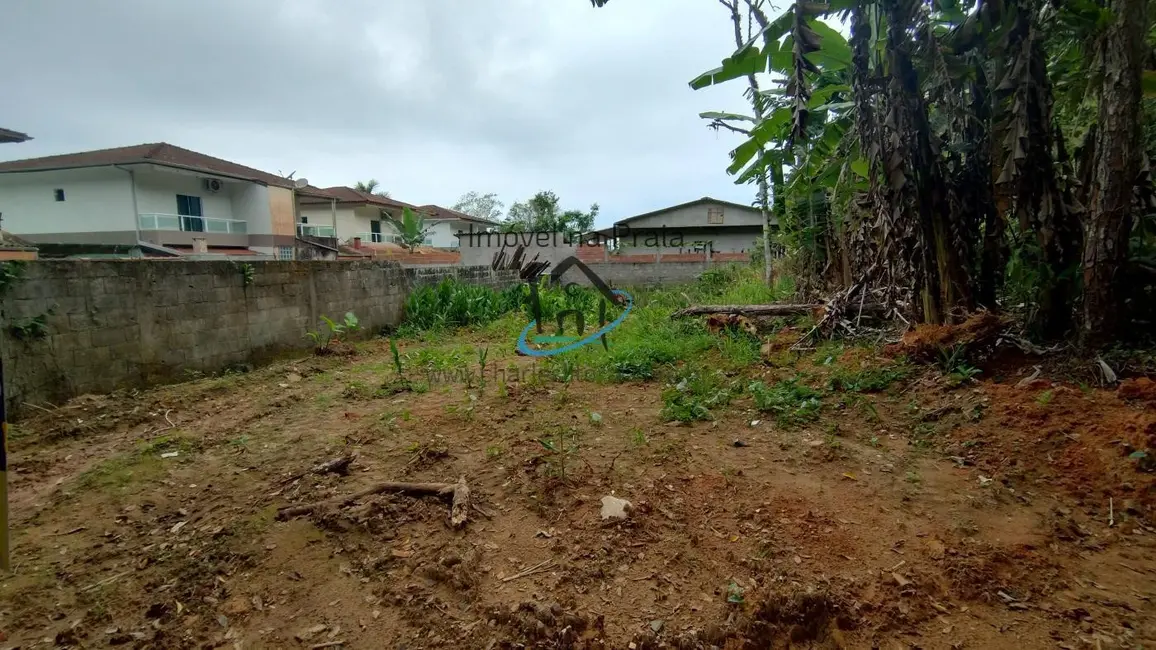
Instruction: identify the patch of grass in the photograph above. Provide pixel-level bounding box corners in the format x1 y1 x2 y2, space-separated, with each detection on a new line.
76 433 200 493
717 331 762 368
1036 389 1054 406
485 445 504 459
749 378 824 427
404 344 473 373
342 380 373 400
938 344 982 386
828 363 909 393
628 427 648 447
814 341 846 366
661 368 735 422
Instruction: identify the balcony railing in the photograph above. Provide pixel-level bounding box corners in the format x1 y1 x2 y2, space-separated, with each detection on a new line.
355 232 400 244
353 233 435 247
297 223 335 238
139 213 248 234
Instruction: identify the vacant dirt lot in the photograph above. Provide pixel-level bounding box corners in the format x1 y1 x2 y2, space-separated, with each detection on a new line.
2 332 1154 648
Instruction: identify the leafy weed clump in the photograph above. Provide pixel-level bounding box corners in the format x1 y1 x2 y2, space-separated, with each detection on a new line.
749 378 824 427
661 368 735 422
828 363 909 393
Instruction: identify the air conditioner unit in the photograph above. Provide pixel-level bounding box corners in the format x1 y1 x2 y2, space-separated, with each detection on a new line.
202 178 223 193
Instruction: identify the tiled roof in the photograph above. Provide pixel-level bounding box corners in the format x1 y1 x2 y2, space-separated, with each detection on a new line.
0 142 297 188
0 128 32 143
299 186 419 211
615 196 766 226
0 230 37 250
418 204 499 225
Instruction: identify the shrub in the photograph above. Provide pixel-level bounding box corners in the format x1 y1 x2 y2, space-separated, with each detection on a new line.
403 278 520 331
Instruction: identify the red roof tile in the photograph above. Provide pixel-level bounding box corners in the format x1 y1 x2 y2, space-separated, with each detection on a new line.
418 204 499 225
299 186 420 211
0 142 296 188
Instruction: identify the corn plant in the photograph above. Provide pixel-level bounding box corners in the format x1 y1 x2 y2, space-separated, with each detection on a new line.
389 338 404 375
381 338 415 395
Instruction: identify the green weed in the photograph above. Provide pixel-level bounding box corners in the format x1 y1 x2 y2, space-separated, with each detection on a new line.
661 369 734 422
828 364 909 393
749 378 824 427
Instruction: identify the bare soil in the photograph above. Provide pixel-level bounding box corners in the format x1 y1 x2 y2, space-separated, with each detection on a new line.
2 336 1154 649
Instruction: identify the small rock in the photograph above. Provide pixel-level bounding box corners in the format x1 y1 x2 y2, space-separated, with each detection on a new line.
217 614 229 628
160 451 179 459
650 619 665 633
732 440 748 448
601 496 633 520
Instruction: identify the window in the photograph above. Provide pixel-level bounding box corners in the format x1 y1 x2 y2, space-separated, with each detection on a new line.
707 207 724 224
277 246 294 260
176 194 204 232
300 215 308 224
53 189 65 202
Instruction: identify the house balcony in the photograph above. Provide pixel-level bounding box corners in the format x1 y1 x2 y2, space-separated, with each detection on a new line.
138 213 248 247
355 232 400 245
297 223 335 238
353 232 433 247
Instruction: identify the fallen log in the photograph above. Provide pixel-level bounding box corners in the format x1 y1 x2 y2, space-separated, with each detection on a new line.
276 477 471 528
671 303 885 319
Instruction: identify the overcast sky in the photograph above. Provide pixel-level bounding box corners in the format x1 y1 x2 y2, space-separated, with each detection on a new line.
0 0 766 228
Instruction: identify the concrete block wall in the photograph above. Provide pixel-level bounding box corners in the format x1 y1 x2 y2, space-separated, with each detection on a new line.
1 260 517 412
564 261 714 288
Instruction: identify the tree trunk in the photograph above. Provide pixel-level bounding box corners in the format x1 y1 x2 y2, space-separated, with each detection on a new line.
1082 0 1146 345
730 0 777 289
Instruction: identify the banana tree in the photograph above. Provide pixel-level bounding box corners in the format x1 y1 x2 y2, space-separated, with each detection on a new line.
386 207 432 253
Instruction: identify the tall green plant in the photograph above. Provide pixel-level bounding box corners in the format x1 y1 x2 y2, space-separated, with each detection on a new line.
386 207 432 252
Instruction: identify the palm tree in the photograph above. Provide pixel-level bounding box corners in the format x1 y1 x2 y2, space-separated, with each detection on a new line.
355 179 390 198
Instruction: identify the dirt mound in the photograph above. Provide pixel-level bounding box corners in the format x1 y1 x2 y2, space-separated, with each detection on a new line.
887 311 1005 361
1118 377 1156 404
706 314 758 337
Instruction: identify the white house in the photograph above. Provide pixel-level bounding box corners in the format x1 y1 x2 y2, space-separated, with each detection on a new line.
298 190 497 250
593 196 778 254
0 142 336 259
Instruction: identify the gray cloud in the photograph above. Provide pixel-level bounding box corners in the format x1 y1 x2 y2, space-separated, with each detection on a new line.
0 0 765 224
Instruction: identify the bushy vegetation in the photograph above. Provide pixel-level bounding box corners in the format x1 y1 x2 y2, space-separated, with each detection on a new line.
596 0 1156 347
402 278 523 332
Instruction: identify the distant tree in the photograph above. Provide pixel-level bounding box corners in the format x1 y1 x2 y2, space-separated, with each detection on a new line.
452 191 505 222
355 179 390 198
385 207 431 252
502 191 599 236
